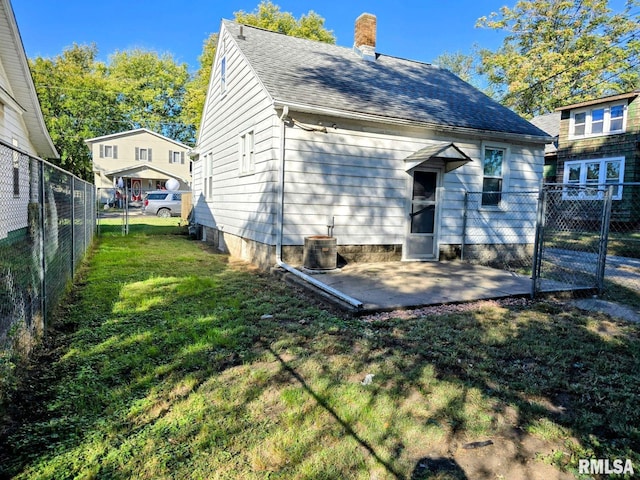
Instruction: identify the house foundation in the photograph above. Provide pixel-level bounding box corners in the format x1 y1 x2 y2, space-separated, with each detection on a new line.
201 227 534 271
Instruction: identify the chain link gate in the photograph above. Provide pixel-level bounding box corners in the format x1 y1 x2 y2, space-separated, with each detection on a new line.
532 184 614 295
463 184 640 298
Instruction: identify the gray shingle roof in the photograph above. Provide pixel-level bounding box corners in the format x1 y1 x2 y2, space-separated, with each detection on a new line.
530 112 560 138
224 20 548 139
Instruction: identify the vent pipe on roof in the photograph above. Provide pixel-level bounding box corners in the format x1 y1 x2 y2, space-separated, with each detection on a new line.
354 13 377 61
238 25 246 40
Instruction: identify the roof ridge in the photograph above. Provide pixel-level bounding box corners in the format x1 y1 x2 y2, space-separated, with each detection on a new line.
223 18 437 68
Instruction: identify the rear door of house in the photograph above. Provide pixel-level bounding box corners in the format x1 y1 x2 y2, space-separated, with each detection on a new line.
404 168 441 260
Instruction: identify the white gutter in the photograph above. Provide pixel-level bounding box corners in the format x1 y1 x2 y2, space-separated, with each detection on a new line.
275 105 363 310
272 100 553 145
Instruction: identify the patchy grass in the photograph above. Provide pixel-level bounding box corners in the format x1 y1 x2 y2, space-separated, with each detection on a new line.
1 218 639 479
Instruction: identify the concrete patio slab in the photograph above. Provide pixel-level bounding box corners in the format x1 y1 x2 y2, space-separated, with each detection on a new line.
290 261 575 313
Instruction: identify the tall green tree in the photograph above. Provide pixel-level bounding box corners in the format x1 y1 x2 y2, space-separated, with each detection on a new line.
108 49 193 144
29 44 126 180
477 0 640 117
181 33 218 134
233 0 335 43
183 1 335 133
30 46 194 179
432 50 496 94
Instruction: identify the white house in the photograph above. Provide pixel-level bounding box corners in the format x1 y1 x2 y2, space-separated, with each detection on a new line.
193 14 550 270
0 0 58 241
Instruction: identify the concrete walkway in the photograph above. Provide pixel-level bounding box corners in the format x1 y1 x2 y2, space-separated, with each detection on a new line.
296 261 573 312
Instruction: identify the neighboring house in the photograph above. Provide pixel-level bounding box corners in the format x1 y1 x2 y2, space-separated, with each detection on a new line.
0 0 58 241
554 91 640 217
530 111 560 182
86 128 192 203
193 14 550 269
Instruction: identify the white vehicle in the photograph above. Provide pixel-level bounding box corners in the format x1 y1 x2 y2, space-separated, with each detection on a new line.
143 191 184 217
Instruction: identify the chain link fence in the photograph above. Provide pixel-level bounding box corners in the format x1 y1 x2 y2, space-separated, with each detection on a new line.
0 141 95 360
534 183 640 296
462 190 539 273
462 184 640 298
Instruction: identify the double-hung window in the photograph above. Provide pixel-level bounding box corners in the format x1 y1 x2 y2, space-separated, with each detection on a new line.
563 157 624 200
168 150 184 164
207 153 214 200
135 147 152 161
100 144 118 159
202 152 214 201
239 130 255 175
221 57 227 95
570 102 627 138
482 146 506 207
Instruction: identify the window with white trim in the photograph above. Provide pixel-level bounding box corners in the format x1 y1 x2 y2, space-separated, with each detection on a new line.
239 130 255 175
202 152 214 201
220 37 227 95
221 56 227 95
482 146 505 206
569 102 627 138
563 157 625 200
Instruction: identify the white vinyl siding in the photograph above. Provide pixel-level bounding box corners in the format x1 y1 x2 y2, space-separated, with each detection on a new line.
282 122 539 247
194 25 277 245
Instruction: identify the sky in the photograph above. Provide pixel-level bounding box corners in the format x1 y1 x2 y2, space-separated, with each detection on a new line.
12 0 515 71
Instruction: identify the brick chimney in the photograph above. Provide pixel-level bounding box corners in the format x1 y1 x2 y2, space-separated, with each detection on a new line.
354 13 376 61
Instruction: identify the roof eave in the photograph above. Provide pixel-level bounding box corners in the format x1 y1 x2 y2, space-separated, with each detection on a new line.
556 91 640 111
1 0 58 159
85 128 191 149
274 100 552 145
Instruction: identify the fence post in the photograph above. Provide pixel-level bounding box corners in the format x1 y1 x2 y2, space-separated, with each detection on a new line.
39 160 46 325
71 176 75 274
531 187 547 298
596 186 614 294
461 191 469 261
83 182 87 254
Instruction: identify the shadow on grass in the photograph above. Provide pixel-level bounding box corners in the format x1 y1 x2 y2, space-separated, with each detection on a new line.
1 231 640 479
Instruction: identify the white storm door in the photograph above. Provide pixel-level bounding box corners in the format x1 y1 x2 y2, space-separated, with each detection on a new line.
404 169 440 260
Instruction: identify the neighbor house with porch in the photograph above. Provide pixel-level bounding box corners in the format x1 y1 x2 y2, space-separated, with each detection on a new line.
86 128 191 203
192 14 550 270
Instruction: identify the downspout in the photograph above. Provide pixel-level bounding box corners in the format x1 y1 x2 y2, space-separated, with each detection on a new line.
275 105 363 310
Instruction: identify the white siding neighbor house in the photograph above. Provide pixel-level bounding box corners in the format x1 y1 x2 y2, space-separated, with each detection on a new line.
193 14 551 270
86 128 191 203
0 0 58 241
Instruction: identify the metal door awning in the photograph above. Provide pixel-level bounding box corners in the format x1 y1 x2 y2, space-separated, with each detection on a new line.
404 142 473 172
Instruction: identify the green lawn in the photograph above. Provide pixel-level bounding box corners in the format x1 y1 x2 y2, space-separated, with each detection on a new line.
1 217 639 479
546 230 640 259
